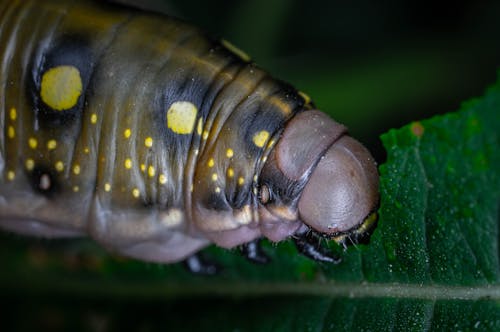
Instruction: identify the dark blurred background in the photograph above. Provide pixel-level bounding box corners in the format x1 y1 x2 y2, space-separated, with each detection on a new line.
119 0 500 162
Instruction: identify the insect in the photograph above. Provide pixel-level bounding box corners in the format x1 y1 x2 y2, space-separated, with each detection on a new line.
0 0 379 273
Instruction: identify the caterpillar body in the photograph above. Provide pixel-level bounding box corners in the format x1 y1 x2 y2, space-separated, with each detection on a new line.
0 0 379 267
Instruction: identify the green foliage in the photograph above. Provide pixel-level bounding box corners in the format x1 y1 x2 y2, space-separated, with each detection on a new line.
1 78 499 330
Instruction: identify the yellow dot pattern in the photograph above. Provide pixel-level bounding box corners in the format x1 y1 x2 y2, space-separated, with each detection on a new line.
47 139 57 150
125 158 132 169
166 101 198 134
7 170 15 181
25 159 35 171
28 137 38 149
55 161 64 172
197 118 203 136
40 65 82 111
148 166 156 178
7 126 15 139
252 130 270 148
9 108 17 121
208 158 215 168
6 95 268 206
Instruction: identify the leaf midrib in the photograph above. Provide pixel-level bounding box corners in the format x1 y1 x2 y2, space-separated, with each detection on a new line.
3 276 499 300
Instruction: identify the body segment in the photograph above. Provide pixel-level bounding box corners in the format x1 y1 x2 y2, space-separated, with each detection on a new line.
0 0 379 264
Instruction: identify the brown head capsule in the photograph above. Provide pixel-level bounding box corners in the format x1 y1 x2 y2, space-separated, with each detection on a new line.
258 110 379 246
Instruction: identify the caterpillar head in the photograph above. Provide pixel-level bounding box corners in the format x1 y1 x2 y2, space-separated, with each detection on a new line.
258 110 379 246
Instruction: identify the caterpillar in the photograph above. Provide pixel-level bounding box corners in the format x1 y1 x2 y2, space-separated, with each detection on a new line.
0 0 379 273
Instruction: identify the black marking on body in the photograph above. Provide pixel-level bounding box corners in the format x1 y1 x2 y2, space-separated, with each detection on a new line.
241 83 304 154
230 182 252 210
204 192 231 211
29 34 94 128
26 165 60 198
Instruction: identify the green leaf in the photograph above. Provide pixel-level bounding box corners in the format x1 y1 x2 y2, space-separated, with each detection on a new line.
1 75 499 331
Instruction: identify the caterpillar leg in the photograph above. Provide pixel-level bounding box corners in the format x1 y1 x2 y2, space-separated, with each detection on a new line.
240 239 270 264
116 232 209 264
293 232 341 263
183 253 220 275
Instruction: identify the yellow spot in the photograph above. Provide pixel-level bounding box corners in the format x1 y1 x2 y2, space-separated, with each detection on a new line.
124 128 131 139
262 155 268 164
208 158 215 168
28 137 38 149
159 174 167 184
148 165 156 178
47 139 57 150
197 118 203 136
144 137 153 148
212 173 218 182
267 139 276 148
253 175 258 182
7 170 15 181
25 159 35 171
202 130 209 140
298 90 312 105
252 130 270 148
227 168 234 178
73 186 79 193
90 113 97 124
132 188 140 198
226 148 234 158
215 186 221 193
221 39 251 62
40 65 82 111
9 108 17 121
238 177 245 186
84 147 90 154
190 184 194 192
55 161 64 172
166 101 198 134
140 164 146 172
104 183 111 192
124 158 132 169
7 126 15 139
73 164 81 175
